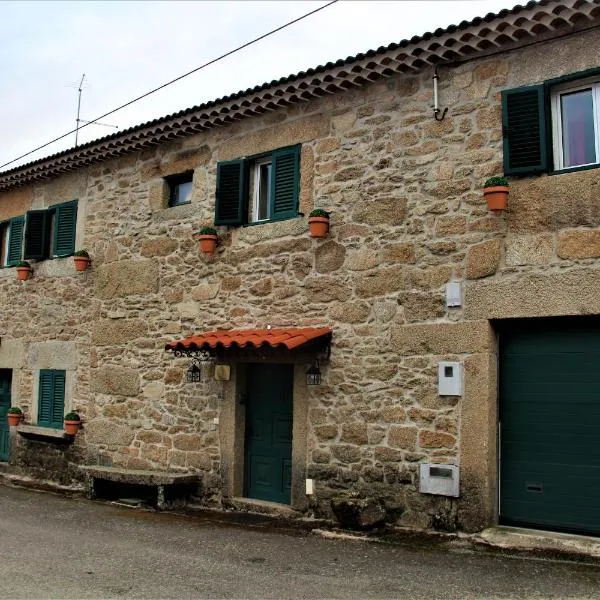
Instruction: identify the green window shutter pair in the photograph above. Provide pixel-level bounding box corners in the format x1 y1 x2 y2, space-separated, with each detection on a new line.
23 200 78 260
6 217 25 265
38 370 65 429
502 85 548 176
214 146 300 225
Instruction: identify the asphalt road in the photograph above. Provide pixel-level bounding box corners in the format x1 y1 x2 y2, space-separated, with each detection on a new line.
0 485 599 599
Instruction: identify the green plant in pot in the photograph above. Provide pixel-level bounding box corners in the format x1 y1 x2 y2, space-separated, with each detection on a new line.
64 411 82 436
197 226 218 254
73 249 91 272
7 406 23 426
483 176 509 211
308 209 330 238
15 261 32 281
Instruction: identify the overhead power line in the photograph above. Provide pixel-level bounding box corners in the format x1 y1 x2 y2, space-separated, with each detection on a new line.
0 0 339 171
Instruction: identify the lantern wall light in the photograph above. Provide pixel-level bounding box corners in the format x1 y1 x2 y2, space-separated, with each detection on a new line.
186 358 202 383
306 360 322 386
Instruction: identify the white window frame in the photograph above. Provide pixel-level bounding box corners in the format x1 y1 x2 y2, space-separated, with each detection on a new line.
250 157 272 223
1 223 8 267
551 77 600 171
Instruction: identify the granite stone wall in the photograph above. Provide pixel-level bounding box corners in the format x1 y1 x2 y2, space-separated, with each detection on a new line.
1 28 599 531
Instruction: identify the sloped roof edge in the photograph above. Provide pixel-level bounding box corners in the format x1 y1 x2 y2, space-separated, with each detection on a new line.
165 327 333 353
1 0 599 192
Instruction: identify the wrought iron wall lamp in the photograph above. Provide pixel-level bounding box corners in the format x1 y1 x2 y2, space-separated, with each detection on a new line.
306 360 322 386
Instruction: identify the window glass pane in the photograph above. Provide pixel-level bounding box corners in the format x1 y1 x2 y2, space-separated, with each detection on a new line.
561 89 596 167
173 180 193 205
257 162 271 221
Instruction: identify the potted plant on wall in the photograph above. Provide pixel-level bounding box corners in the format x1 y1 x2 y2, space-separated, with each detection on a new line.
15 261 32 281
308 209 330 238
73 249 91 272
64 411 82 436
7 407 23 426
483 176 509 211
198 227 218 254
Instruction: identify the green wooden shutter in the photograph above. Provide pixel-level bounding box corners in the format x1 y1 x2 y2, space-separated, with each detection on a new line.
51 371 66 428
24 210 48 260
38 371 54 427
6 217 24 266
38 370 65 429
215 160 245 225
502 85 548 175
53 201 77 257
270 146 300 221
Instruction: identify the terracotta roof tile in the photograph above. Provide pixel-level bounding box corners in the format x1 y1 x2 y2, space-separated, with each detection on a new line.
165 327 332 353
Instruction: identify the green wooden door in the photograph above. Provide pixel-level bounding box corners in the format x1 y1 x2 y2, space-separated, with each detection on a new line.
244 363 293 504
500 318 600 535
0 370 12 462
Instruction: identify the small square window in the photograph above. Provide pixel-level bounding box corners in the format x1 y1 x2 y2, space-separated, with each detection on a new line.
167 172 193 207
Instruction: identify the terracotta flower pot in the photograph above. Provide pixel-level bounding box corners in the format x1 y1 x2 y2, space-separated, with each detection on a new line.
199 234 218 254
64 420 81 436
7 413 22 427
484 185 509 211
308 216 329 238
74 256 90 272
16 267 31 281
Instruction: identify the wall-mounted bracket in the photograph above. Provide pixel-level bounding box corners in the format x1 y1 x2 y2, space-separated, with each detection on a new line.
433 67 448 121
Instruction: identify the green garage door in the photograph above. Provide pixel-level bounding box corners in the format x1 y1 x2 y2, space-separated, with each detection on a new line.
500 318 600 535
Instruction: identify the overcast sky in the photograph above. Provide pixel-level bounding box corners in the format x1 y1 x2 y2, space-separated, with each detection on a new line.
0 0 512 170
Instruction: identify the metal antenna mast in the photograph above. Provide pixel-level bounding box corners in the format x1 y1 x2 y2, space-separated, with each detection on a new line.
75 73 85 147
74 74 118 147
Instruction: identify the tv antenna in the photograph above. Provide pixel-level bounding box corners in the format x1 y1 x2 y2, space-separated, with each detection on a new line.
74 74 118 146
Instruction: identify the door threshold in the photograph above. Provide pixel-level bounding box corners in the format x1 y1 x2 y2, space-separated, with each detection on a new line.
480 526 600 558
228 497 300 518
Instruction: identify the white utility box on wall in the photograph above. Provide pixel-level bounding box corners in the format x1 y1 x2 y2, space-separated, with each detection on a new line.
445 281 462 307
438 361 462 396
419 463 460 497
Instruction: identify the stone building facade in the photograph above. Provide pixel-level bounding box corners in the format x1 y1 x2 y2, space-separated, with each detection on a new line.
1 0 600 534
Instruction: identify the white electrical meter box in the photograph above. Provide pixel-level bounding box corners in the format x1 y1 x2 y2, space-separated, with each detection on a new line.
438 361 462 396
445 281 462 307
419 463 460 497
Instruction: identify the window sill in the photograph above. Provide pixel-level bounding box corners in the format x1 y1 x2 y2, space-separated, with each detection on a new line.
242 214 302 228
236 216 306 244
551 163 600 176
152 202 199 223
16 424 72 444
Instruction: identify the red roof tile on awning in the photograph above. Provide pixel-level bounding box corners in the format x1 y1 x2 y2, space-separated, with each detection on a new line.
165 327 332 353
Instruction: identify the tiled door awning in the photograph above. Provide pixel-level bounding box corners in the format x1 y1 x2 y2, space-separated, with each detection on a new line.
165 327 332 354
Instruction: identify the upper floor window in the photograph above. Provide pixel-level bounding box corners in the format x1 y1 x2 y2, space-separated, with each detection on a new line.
0 200 77 266
551 80 600 170
167 172 193 207
502 69 600 176
214 145 300 226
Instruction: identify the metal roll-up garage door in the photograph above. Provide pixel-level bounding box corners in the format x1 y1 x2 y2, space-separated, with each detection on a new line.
500 317 600 535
